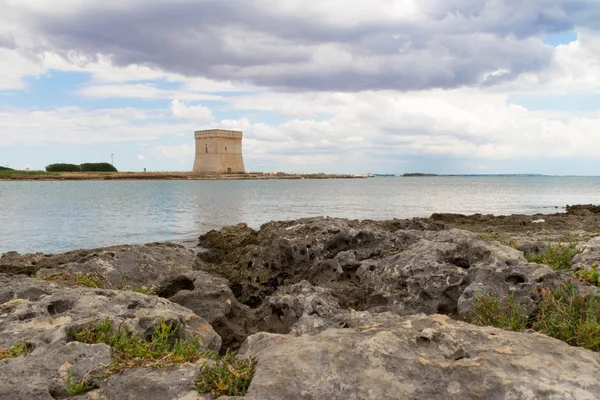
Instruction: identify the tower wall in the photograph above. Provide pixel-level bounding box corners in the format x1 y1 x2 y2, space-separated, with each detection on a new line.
192 129 246 173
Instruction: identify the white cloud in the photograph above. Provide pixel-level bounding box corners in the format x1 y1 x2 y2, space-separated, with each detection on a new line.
146 144 194 161
0 48 45 90
0 106 192 146
137 154 146 160
170 100 214 123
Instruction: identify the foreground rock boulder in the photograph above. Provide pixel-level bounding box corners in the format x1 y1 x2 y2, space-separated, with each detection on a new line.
0 274 220 400
236 313 600 400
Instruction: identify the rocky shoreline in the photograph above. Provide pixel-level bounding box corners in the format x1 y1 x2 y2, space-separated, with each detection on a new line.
2 206 600 399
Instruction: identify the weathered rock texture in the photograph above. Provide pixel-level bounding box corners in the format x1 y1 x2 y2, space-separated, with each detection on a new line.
237 313 600 400
0 274 219 400
195 218 564 322
0 243 196 288
2 211 600 399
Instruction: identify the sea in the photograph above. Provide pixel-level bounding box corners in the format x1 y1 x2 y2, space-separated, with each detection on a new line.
1 176 599 254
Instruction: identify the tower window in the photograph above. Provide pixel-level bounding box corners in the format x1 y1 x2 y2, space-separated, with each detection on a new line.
205 145 208 153
225 146 227 152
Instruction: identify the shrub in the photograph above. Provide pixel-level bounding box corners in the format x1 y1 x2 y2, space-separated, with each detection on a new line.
525 242 580 270
466 284 600 352
464 293 528 331
533 284 600 351
46 163 81 172
575 264 600 286
80 163 118 172
0 166 14 171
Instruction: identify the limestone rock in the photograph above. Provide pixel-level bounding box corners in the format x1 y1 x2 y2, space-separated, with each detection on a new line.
0 274 220 400
196 217 424 308
237 314 600 400
196 219 560 320
1 243 196 290
161 271 254 350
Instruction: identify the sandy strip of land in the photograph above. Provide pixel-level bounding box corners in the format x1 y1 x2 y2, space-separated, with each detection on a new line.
0 171 366 181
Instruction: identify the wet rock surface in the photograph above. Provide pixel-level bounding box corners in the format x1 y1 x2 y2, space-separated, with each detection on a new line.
2 209 600 399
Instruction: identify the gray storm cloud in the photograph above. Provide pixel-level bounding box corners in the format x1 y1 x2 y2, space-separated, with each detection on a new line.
4 0 600 91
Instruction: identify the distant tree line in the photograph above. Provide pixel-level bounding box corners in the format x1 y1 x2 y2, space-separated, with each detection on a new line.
0 166 14 171
46 163 118 172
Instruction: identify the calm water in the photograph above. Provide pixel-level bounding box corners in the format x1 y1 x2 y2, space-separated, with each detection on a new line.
1 176 599 254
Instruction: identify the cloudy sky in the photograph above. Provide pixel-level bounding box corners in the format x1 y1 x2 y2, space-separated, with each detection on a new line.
1 0 599 174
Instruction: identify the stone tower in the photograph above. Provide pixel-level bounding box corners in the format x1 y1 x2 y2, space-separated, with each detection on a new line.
192 129 246 173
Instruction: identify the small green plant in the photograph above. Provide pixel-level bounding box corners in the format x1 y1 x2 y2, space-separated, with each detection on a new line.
41 271 107 289
65 369 96 396
196 350 255 397
533 284 600 351
574 264 600 286
525 242 580 270
72 318 214 373
74 273 105 288
116 276 155 295
466 284 600 352
0 341 33 360
73 318 256 396
464 293 528 331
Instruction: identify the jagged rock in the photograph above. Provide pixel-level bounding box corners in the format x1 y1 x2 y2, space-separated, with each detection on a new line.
457 262 562 318
235 313 600 400
356 229 524 316
160 271 254 350
573 236 600 271
162 274 345 349
0 274 220 400
196 217 424 308
257 281 345 336
197 220 561 321
1 243 196 289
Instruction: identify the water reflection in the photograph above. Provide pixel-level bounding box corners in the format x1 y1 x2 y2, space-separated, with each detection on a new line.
1 176 599 254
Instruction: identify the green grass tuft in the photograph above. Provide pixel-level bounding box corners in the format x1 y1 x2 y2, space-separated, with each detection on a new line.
574 264 600 286
525 242 580 270
72 318 256 396
0 341 33 360
196 350 255 397
72 318 210 372
41 271 107 289
40 272 155 294
116 276 156 295
65 369 96 396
